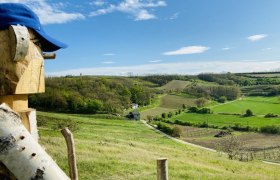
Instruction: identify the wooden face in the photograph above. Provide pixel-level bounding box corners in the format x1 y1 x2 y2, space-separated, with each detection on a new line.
0 28 45 95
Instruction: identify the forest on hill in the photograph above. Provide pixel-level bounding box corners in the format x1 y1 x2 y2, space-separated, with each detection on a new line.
29 76 155 114
29 72 280 114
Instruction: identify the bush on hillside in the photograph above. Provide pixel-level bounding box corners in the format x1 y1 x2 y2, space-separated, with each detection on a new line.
156 122 182 137
218 96 227 103
243 109 253 117
260 125 280 134
264 113 278 118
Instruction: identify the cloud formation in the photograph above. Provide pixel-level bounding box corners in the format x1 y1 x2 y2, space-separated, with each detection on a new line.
149 60 162 63
0 0 85 24
90 0 167 21
102 61 115 64
247 34 268 42
103 53 116 56
47 60 280 76
169 12 179 20
222 47 231 51
163 46 210 55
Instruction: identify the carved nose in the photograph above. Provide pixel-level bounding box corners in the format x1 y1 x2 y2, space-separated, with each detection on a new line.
43 53 56 60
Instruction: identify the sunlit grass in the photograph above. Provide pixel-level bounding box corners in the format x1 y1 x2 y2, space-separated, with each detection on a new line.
212 96 280 115
38 111 280 179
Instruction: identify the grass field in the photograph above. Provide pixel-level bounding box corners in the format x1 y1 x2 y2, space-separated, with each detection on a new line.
212 96 280 115
170 113 280 129
38 111 280 179
160 94 196 109
141 107 175 119
140 94 197 119
159 80 191 91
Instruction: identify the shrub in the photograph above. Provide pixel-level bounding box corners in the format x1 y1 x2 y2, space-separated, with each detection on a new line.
198 122 208 128
197 108 212 114
172 127 182 137
156 122 182 137
243 109 253 117
161 113 167 119
260 125 280 134
168 112 174 118
264 113 278 118
188 106 198 113
218 96 227 103
157 122 173 134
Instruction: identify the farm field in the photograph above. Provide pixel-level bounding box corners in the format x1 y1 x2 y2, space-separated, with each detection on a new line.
169 113 280 129
160 94 196 109
37 111 280 179
158 80 191 91
178 126 280 150
212 96 280 115
141 107 175 119
140 94 197 119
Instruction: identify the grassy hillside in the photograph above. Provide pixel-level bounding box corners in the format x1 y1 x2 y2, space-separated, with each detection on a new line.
212 96 280 115
140 94 197 119
159 80 191 91
38 111 280 179
160 94 196 109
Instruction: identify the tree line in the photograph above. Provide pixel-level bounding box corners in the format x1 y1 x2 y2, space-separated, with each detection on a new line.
29 76 154 114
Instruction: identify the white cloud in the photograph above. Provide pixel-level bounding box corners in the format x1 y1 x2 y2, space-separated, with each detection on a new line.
0 0 85 24
247 34 268 42
104 53 116 56
163 46 210 55
135 9 156 21
222 47 231 51
149 60 162 63
262 48 272 51
47 60 280 76
102 61 115 64
90 0 106 6
89 0 166 21
169 12 179 20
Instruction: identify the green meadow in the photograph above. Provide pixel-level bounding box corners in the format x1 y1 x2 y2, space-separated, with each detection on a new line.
38 111 280 179
170 113 280 129
212 96 280 115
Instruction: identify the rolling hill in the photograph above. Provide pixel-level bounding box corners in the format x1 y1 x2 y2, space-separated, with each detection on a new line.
38 111 280 179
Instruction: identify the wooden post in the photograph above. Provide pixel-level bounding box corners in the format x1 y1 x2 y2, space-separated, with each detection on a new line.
157 158 168 180
61 128 78 180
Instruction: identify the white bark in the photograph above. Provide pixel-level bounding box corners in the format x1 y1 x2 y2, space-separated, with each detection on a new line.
0 103 70 180
28 109 39 142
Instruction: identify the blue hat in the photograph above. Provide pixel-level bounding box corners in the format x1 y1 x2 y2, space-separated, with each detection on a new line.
0 3 67 52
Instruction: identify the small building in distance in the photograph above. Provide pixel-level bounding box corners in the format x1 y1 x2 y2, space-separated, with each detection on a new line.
127 111 140 120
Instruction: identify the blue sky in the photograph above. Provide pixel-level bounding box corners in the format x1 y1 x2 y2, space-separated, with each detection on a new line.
2 0 280 76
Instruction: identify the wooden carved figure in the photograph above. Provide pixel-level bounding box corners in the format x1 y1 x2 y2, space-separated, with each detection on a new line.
0 3 69 179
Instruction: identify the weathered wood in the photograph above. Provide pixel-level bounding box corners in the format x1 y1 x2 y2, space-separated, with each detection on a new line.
0 28 45 96
0 103 70 180
0 95 28 112
43 53 56 59
157 158 168 180
61 128 78 180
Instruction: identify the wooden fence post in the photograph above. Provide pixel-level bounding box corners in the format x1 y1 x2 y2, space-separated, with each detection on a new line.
61 128 78 180
157 158 168 180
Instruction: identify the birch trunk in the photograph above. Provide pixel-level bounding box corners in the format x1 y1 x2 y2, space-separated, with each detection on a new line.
0 103 70 180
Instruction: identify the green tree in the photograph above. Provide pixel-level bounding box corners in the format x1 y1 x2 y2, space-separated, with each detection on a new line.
218 96 227 103
244 109 253 117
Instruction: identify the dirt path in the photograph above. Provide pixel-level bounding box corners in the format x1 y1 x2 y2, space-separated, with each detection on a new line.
141 120 216 152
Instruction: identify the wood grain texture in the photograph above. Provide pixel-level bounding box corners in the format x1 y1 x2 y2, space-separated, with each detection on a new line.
0 28 45 96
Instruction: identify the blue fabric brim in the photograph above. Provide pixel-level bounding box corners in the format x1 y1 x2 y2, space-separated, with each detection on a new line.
35 29 67 52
